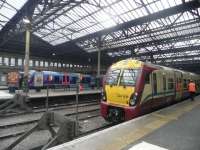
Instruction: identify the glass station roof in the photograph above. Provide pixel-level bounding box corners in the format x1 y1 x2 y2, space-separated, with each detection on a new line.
32 0 185 46
0 0 200 66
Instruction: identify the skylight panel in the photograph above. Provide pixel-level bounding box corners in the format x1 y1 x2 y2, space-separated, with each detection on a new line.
83 3 98 13
0 4 15 19
155 1 165 11
101 19 117 28
168 0 177 7
68 9 81 21
0 0 27 30
120 13 130 22
34 32 43 38
174 0 182 5
111 2 126 15
185 11 194 20
143 0 157 5
98 0 109 7
51 37 70 46
56 15 72 26
123 0 134 11
76 6 88 16
134 8 145 18
47 22 60 30
118 1 129 12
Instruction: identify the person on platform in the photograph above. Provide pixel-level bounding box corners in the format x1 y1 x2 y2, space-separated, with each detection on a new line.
188 80 196 101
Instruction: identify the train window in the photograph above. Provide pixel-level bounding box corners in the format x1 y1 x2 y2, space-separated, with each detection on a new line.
153 73 157 95
71 76 77 84
168 78 174 90
105 69 121 85
54 76 60 84
163 76 166 91
81 77 91 84
144 73 150 84
120 69 139 86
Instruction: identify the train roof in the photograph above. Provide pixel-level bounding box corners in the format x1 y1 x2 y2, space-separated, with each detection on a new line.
112 58 199 76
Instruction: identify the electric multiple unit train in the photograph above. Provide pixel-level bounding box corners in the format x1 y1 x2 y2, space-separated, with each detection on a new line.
7 70 98 91
101 59 200 122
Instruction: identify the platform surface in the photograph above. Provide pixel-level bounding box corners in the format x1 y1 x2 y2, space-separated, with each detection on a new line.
26 89 101 98
48 96 200 150
0 86 8 90
0 90 14 100
0 89 101 100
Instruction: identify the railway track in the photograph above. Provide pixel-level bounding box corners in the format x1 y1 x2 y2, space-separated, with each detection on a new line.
31 122 113 150
0 109 99 140
0 107 113 150
0 111 112 150
0 99 99 117
0 97 114 150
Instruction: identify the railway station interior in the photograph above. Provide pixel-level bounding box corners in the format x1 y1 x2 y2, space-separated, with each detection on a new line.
0 0 200 150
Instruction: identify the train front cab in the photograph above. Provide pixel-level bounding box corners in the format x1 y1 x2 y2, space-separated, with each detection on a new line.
101 60 144 122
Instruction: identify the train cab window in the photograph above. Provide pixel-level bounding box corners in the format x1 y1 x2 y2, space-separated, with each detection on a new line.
120 69 139 86
168 78 174 90
105 69 120 85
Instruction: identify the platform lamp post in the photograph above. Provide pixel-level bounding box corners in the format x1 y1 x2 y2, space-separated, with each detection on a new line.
75 76 80 136
23 17 31 94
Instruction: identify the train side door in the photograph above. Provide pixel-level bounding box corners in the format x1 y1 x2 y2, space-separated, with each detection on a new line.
152 72 157 97
140 71 153 114
175 72 182 101
34 71 43 87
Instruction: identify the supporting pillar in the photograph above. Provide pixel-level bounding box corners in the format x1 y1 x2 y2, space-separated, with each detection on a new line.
97 48 101 77
24 24 31 93
97 37 101 89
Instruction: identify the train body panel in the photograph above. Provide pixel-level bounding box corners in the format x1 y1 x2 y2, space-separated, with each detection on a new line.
101 59 200 122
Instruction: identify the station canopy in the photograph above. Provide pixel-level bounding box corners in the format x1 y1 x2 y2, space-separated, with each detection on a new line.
0 0 200 69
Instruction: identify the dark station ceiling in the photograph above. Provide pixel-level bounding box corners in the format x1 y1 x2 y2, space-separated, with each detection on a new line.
0 0 200 72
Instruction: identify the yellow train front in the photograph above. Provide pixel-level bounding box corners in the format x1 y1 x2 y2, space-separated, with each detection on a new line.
101 59 200 122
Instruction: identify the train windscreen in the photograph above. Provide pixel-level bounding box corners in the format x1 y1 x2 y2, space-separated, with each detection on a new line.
105 69 120 85
120 69 139 86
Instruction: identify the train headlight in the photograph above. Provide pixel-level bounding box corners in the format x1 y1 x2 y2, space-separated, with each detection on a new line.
129 92 137 106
